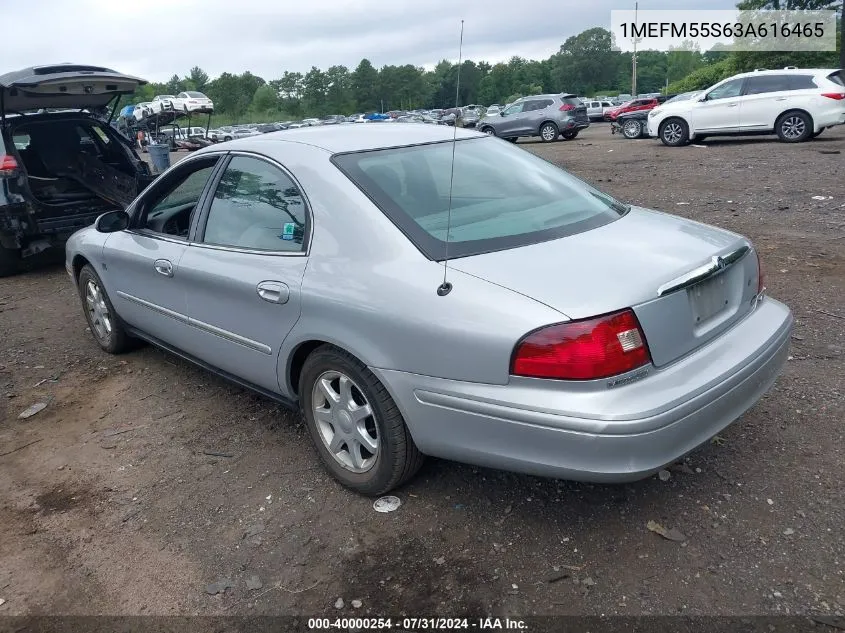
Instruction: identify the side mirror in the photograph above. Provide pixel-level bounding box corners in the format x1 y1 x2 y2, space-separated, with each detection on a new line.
95 210 129 233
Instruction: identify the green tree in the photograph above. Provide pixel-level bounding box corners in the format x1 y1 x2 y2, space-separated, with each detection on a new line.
351 59 380 111
301 66 328 115
251 84 280 112
188 66 209 91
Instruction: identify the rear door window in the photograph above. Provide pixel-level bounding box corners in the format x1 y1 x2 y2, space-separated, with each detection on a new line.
201 156 307 252
744 74 791 95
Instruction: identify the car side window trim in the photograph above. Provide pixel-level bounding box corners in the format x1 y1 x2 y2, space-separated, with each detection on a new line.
126 152 227 243
190 151 314 258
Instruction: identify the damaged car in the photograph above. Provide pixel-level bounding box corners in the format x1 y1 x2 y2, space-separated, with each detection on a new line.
0 64 154 275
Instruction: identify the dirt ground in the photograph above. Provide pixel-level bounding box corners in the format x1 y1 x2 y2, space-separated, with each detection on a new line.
1 124 843 618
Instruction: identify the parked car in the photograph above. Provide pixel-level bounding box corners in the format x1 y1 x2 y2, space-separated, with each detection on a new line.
64 124 792 495
586 100 615 121
478 93 590 142
256 123 283 133
232 128 261 139
133 102 153 121
485 105 502 116
182 126 208 138
148 95 178 115
648 68 845 146
175 91 214 114
612 94 700 139
604 97 661 121
0 64 154 276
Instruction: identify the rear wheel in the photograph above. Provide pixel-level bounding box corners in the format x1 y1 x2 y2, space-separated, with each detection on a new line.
77 265 133 354
776 111 812 143
480 126 496 136
622 120 643 139
539 122 559 142
561 130 579 140
300 345 424 495
659 118 689 147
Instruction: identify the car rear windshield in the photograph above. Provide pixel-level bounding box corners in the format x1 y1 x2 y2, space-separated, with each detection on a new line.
186 92 206 98
333 137 628 260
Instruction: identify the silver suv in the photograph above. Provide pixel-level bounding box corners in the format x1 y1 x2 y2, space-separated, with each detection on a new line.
478 93 590 142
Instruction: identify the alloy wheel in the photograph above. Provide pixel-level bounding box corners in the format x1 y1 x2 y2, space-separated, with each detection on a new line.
623 120 641 138
663 122 683 144
85 279 112 342
311 370 379 473
541 125 557 141
781 116 805 140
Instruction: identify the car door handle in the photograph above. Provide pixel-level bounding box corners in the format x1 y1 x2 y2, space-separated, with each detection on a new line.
727 103 739 107
154 259 174 277
256 281 289 304
774 97 788 101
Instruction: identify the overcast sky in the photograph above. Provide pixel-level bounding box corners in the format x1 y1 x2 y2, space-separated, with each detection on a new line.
7 0 737 83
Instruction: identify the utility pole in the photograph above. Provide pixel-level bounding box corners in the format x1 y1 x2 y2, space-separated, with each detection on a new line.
840 3 844 81
632 1 639 97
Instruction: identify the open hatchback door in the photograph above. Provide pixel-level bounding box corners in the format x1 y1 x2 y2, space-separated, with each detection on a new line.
0 64 146 114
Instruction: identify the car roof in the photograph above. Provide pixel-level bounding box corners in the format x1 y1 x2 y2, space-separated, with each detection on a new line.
208 123 486 154
732 67 840 79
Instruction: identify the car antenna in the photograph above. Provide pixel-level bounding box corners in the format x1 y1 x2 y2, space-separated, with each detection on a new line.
437 19 464 298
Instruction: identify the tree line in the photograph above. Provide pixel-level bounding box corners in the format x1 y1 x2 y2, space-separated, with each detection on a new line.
124 0 841 122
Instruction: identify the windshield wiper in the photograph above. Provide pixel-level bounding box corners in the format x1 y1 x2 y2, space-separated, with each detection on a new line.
590 191 630 215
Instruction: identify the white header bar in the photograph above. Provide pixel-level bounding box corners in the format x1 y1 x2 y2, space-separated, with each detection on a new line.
610 10 837 52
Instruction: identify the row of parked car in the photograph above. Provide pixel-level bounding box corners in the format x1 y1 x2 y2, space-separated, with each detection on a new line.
608 67 845 145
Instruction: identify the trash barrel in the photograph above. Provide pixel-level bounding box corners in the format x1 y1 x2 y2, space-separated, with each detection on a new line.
147 143 171 174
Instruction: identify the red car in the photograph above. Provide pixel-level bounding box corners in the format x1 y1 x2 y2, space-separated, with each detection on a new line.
604 97 660 121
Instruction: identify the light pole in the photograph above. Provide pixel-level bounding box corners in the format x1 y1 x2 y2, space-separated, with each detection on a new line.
631 1 640 97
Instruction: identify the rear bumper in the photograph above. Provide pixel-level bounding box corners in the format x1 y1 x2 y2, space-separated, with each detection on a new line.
373 297 792 482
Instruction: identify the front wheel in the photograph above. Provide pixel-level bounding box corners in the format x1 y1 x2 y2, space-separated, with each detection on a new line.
659 118 689 147
776 111 812 143
539 122 559 142
77 264 133 354
622 119 643 139
480 126 496 136
300 345 424 495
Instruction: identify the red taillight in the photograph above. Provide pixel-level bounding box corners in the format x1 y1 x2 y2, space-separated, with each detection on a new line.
0 154 19 176
559 104 576 111
821 92 845 100
511 309 651 381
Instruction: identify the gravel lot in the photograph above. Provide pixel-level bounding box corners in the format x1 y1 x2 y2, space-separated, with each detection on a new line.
1 124 843 617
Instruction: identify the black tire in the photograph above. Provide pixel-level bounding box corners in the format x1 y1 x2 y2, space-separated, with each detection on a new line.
776 111 813 143
480 126 496 137
539 122 559 143
223 136 232 142
0 246 21 277
77 264 133 354
659 118 689 147
299 345 424 495
621 120 643 139
561 130 579 140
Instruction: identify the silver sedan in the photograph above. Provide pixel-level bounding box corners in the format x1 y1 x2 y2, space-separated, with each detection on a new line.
65 124 793 495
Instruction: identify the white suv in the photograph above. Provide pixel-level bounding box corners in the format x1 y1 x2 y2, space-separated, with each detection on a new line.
648 68 845 146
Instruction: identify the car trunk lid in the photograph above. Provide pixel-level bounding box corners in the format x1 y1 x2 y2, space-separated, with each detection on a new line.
0 64 146 115
451 207 760 368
